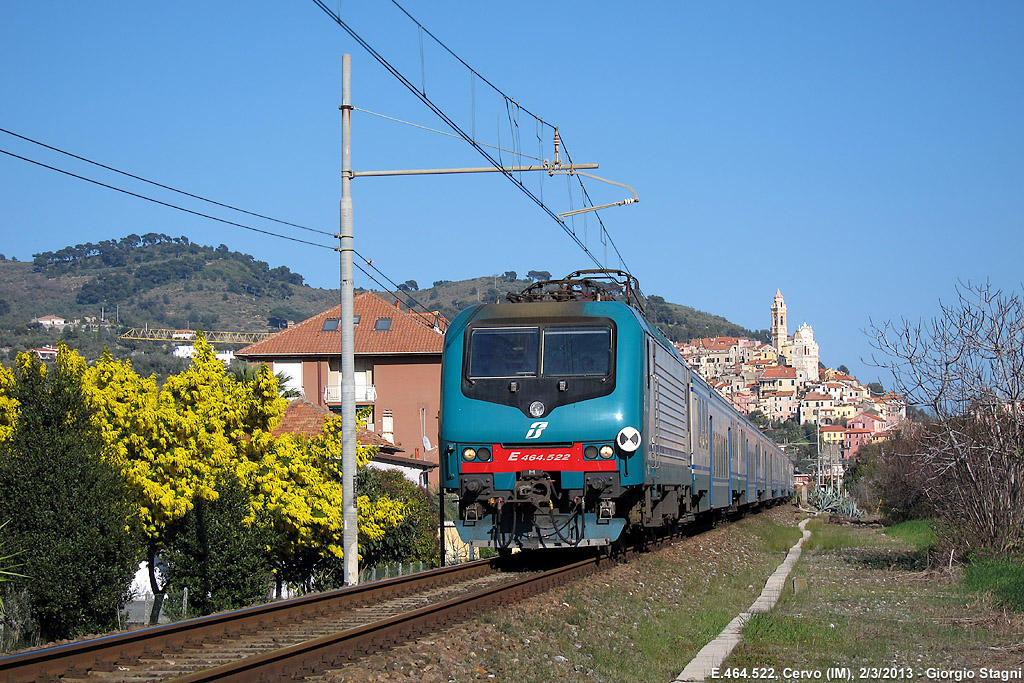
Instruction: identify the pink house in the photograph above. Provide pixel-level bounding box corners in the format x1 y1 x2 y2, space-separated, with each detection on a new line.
843 427 874 460
727 391 757 415
849 412 887 434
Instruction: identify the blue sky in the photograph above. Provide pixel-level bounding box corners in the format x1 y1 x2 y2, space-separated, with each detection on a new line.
3 1 1022 385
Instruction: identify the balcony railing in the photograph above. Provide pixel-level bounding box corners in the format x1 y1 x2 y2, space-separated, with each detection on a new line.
323 385 377 403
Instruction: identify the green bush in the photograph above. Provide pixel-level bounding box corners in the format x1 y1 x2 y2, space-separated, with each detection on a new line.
0 350 141 641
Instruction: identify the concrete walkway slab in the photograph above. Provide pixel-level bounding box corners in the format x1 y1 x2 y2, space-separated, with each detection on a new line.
673 516 812 683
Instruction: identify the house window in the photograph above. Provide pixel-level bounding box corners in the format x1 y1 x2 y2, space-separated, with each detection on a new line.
324 317 363 330
374 317 392 331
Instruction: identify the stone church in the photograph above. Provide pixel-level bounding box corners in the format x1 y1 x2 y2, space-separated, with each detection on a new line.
770 289 820 381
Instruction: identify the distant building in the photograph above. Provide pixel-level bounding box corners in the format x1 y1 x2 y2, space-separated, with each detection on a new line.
758 366 802 394
819 425 847 447
849 412 888 434
843 427 874 460
173 345 235 363
671 289 906 440
30 345 59 361
770 290 819 381
32 315 66 328
799 392 835 426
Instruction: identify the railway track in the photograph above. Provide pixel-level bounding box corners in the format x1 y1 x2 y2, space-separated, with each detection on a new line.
0 551 605 683
0 510 732 682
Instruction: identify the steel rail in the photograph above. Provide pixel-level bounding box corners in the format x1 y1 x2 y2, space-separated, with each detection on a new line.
0 559 495 683
164 553 604 682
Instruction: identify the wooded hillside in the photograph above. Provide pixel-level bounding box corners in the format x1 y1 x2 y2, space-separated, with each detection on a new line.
0 237 762 372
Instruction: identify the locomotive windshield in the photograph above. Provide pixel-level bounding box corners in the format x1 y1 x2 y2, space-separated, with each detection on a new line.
468 327 539 378
467 325 612 379
542 327 611 376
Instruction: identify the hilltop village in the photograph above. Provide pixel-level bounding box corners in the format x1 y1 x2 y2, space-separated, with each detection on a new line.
676 290 905 463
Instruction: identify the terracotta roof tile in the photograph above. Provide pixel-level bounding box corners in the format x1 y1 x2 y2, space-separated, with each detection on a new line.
237 292 444 359
272 398 401 453
761 366 797 379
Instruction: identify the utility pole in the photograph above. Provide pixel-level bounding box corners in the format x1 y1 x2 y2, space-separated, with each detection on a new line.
336 58 633 579
816 423 822 489
339 54 358 586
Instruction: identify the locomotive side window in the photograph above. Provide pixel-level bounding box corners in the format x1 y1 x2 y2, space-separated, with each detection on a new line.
468 327 539 378
542 327 611 377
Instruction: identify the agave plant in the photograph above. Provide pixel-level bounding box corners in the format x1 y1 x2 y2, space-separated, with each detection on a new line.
811 487 865 518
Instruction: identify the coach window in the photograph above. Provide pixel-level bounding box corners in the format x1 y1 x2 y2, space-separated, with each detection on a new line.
542 327 611 377
468 327 539 378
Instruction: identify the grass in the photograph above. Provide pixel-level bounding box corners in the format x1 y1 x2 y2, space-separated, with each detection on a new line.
963 558 1024 612
722 518 1023 678
883 519 938 551
742 515 804 552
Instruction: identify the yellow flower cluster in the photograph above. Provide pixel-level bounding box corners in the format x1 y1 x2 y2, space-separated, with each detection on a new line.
0 338 408 570
0 364 17 442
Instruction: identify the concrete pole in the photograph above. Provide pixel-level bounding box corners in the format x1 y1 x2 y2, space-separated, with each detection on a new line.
340 54 358 585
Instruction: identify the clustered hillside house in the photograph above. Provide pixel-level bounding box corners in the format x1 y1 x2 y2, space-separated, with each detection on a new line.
676 290 906 474
236 292 447 488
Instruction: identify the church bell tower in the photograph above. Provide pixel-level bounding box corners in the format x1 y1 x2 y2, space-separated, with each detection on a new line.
771 289 788 351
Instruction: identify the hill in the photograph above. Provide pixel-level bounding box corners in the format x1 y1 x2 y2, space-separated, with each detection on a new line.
0 238 762 375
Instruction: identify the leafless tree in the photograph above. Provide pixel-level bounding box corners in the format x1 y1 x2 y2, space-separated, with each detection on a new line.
868 281 1024 556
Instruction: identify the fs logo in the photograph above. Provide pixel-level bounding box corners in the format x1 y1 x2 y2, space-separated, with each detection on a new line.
525 421 549 439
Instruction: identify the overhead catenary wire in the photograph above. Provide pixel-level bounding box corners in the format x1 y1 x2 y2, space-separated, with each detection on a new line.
309 0 614 273
0 128 444 326
0 127 335 240
385 0 633 275
0 148 334 251
0 141 444 332
352 107 546 162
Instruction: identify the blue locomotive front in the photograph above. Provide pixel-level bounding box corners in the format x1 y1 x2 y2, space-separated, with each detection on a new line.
441 270 794 552
440 293 649 550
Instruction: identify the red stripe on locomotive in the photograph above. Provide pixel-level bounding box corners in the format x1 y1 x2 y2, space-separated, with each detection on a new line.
462 443 617 473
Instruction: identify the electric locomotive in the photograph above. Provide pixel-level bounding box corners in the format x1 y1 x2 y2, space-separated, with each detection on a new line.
440 270 793 551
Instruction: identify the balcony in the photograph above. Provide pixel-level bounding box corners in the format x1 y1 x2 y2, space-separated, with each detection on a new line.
323 385 377 404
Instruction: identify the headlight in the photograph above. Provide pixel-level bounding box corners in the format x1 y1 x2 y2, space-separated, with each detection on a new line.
478 447 492 462
462 447 477 461
599 445 615 459
584 445 598 459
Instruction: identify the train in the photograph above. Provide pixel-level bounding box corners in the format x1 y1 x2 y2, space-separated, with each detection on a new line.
439 270 794 551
